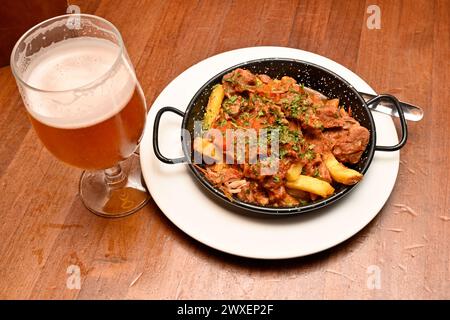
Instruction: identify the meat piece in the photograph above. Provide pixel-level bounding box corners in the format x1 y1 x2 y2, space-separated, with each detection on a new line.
242 163 262 180
237 181 269 205
234 69 256 86
254 191 269 205
203 164 243 185
276 76 296 92
267 185 288 203
223 96 243 116
334 125 369 163
224 179 248 194
324 121 370 164
222 80 236 98
262 175 283 190
286 188 310 201
281 76 296 87
299 110 323 131
310 193 320 201
317 160 332 183
222 68 256 96
300 157 331 183
304 131 332 154
257 74 271 83
315 99 345 128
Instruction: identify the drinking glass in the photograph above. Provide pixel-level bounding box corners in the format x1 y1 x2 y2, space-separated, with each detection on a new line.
11 14 150 218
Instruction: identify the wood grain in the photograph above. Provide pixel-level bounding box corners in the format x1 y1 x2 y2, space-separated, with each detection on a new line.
0 0 449 299
0 0 68 67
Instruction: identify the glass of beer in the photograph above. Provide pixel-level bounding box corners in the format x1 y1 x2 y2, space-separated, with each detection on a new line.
11 14 150 218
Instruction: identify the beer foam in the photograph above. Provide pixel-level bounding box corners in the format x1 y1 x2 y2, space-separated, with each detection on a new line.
22 37 136 129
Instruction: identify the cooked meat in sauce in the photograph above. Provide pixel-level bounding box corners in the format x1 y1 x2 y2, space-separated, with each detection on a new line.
197 68 370 207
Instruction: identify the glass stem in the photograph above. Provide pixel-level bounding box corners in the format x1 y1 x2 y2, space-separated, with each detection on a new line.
104 164 127 188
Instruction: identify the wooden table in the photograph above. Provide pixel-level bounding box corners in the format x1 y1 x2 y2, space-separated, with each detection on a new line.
0 0 449 299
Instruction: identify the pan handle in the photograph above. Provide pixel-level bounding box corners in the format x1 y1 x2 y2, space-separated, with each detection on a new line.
153 107 187 164
367 94 408 151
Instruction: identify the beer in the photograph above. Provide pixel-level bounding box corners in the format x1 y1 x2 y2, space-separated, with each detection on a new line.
21 37 146 169
12 14 150 217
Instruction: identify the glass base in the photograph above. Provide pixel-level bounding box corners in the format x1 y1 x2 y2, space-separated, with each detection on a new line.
79 154 150 218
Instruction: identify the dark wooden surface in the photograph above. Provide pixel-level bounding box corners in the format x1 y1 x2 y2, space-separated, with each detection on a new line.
0 0 68 67
0 0 449 299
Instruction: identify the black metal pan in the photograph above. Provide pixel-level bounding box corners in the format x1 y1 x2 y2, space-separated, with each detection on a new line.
152 58 407 215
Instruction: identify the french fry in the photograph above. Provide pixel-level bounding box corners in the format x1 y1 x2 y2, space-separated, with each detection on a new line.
286 175 335 198
286 162 303 181
193 137 222 162
203 84 225 129
323 153 362 185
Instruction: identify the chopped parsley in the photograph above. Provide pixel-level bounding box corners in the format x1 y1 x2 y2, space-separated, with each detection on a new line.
304 149 316 160
290 104 299 117
279 148 288 159
275 117 285 126
304 113 310 123
229 121 238 128
313 168 320 177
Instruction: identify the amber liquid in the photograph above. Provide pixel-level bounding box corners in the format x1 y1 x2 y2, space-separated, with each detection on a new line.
29 87 146 170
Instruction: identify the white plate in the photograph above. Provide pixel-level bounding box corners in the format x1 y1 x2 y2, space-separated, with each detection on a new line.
140 47 399 259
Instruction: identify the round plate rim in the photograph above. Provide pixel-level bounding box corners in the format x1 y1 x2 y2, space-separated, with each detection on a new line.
140 46 399 259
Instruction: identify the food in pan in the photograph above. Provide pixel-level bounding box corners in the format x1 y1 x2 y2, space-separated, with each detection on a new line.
194 68 370 207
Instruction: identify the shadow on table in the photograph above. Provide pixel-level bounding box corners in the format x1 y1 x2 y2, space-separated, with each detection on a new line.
148 196 382 271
